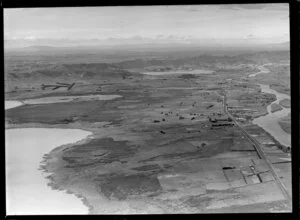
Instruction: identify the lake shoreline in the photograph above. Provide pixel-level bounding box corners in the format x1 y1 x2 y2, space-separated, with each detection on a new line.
39 135 96 214
5 126 93 214
5 99 101 214
5 100 93 214
5 99 125 214
5 94 122 109
5 100 24 110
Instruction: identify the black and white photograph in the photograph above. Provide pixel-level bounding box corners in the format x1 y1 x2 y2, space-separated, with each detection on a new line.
4 3 292 215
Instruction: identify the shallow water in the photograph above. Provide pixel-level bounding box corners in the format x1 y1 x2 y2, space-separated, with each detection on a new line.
5 94 122 110
6 128 91 215
5 101 24 110
252 84 291 147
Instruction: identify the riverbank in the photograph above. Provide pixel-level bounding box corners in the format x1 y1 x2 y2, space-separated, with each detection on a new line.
252 84 290 148
248 64 270 78
270 103 283 113
279 99 290 108
278 113 291 134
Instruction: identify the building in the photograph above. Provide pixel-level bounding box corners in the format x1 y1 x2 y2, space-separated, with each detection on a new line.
245 174 261 184
209 115 234 127
211 122 234 127
258 171 275 182
209 115 232 122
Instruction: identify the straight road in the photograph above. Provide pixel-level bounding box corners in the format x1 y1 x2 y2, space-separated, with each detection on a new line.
222 93 291 202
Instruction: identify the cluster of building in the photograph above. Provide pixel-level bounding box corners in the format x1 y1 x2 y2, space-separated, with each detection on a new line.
208 114 234 127
222 160 274 188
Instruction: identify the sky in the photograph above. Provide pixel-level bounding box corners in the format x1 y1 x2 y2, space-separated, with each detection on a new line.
4 4 289 48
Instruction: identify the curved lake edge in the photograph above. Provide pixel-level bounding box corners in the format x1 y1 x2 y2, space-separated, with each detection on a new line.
5 126 94 214
5 99 118 214
5 94 122 109
39 131 96 214
5 100 24 110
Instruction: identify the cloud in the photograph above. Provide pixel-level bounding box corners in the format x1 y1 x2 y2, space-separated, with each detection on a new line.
218 5 240 10
236 4 271 10
280 15 289 20
163 5 202 12
243 34 261 40
219 3 288 11
185 5 202 12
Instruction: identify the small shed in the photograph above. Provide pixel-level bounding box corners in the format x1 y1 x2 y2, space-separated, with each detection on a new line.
245 175 261 184
229 179 247 188
258 171 275 182
223 168 244 182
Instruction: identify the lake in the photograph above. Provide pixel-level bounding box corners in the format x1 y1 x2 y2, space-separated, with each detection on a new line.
5 94 122 110
6 128 92 215
5 100 24 110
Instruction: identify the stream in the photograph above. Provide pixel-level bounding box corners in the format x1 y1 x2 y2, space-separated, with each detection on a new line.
252 84 290 147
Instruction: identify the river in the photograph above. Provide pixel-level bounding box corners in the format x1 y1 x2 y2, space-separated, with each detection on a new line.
248 64 271 77
252 84 291 147
5 127 92 215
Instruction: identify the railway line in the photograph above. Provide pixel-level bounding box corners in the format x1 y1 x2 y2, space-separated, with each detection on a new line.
222 92 291 203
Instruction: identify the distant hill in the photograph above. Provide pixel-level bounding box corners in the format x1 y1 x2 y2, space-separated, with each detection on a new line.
269 41 289 49
5 62 138 82
6 45 65 53
114 54 256 69
5 40 290 54
5 50 290 83
240 51 290 64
